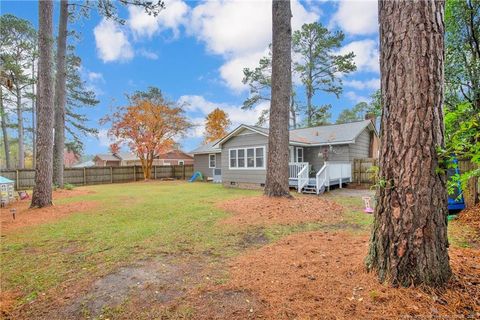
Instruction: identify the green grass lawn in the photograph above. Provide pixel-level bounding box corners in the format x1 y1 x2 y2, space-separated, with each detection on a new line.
1 181 258 303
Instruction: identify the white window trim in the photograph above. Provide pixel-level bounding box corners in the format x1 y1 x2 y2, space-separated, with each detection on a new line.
228 146 266 170
208 154 216 168
178 160 185 165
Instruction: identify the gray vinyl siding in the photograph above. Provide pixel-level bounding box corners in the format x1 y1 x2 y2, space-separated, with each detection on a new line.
303 145 350 172
302 128 371 172
221 131 268 184
349 128 371 159
193 153 221 179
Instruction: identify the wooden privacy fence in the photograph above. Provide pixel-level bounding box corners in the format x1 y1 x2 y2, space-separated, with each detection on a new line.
352 158 378 184
352 158 479 207
0 165 194 190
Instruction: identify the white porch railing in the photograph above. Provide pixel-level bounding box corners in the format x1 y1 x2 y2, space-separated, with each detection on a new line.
325 161 352 188
289 162 308 179
315 164 327 194
297 164 309 193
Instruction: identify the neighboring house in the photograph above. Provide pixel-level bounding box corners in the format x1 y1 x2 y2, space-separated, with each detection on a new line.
64 150 80 168
191 119 379 194
93 154 121 167
93 150 193 167
73 160 95 168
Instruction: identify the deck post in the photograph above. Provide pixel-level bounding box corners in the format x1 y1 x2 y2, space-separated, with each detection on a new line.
133 165 136 182
110 166 113 184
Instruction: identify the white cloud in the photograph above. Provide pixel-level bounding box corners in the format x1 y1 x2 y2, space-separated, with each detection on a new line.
137 48 159 60
344 78 379 90
93 19 134 62
189 0 319 92
330 0 378 36
97 129 113 148
346 91 369 103
340 39 379 73
88 72 104 83
219 51 267 92
178 95 270 137
128 0 189 38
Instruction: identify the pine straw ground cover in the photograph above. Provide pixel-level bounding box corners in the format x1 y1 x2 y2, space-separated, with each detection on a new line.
0 189 98 233
225 232 479 319
184 192 479 320
217 195 344 226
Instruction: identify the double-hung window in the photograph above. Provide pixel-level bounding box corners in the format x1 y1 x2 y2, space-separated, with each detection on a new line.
229 146 265 169
209 154 216 168
296 147 304 163
255 147 264 167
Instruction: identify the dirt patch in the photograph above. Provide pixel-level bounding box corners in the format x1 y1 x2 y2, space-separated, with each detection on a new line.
237 228 269 249
227 231 480 319
218 195 344 226
18 255 212 320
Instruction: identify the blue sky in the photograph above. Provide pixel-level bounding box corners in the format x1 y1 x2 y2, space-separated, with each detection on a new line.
2 0 380 155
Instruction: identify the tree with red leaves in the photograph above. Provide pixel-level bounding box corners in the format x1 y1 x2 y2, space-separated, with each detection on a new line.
101 87 192 180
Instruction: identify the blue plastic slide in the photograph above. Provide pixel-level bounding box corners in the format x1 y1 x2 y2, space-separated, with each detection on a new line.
188 171 204 182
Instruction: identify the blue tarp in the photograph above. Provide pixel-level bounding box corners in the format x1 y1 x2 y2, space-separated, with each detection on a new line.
0 176 14 184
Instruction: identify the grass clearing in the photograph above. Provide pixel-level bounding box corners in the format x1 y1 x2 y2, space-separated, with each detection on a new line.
1 181 257 304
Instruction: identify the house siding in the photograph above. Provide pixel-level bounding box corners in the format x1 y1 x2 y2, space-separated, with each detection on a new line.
193 153 221 179
349 128 371 159
300 128 372 173
222 131 268 186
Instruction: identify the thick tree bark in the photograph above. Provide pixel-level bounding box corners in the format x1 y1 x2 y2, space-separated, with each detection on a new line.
16 87 25 168
53 0 68 188
265 0 291 197
31 0 54 208
32 58 36 168
0 86 12 169
290 90 296 129
366 0 451 287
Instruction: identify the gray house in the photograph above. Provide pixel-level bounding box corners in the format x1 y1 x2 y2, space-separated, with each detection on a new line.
191 119 378 194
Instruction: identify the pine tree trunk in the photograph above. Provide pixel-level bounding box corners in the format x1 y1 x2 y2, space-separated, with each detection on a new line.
53 0 68 188
265 0 291 198
0 86 12 169
32 59 36 168
16 87 25 168
290 89 296 129
366 0 451 287
31 0 54 208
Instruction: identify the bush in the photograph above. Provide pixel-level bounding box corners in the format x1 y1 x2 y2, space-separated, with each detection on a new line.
64 183 75 190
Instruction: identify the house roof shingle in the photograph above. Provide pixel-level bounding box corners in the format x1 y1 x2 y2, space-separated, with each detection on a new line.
209 120 376 149
190 139 221 155
289 120 374 145
94 154 120 161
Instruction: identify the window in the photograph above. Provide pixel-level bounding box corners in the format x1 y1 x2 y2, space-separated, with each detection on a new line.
209 154 216 168
296 147 304 162
247 148 255 168
178 160 184 166
230 149 237 168
229 146 265 169
238 149 245 167
255 147 264 168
